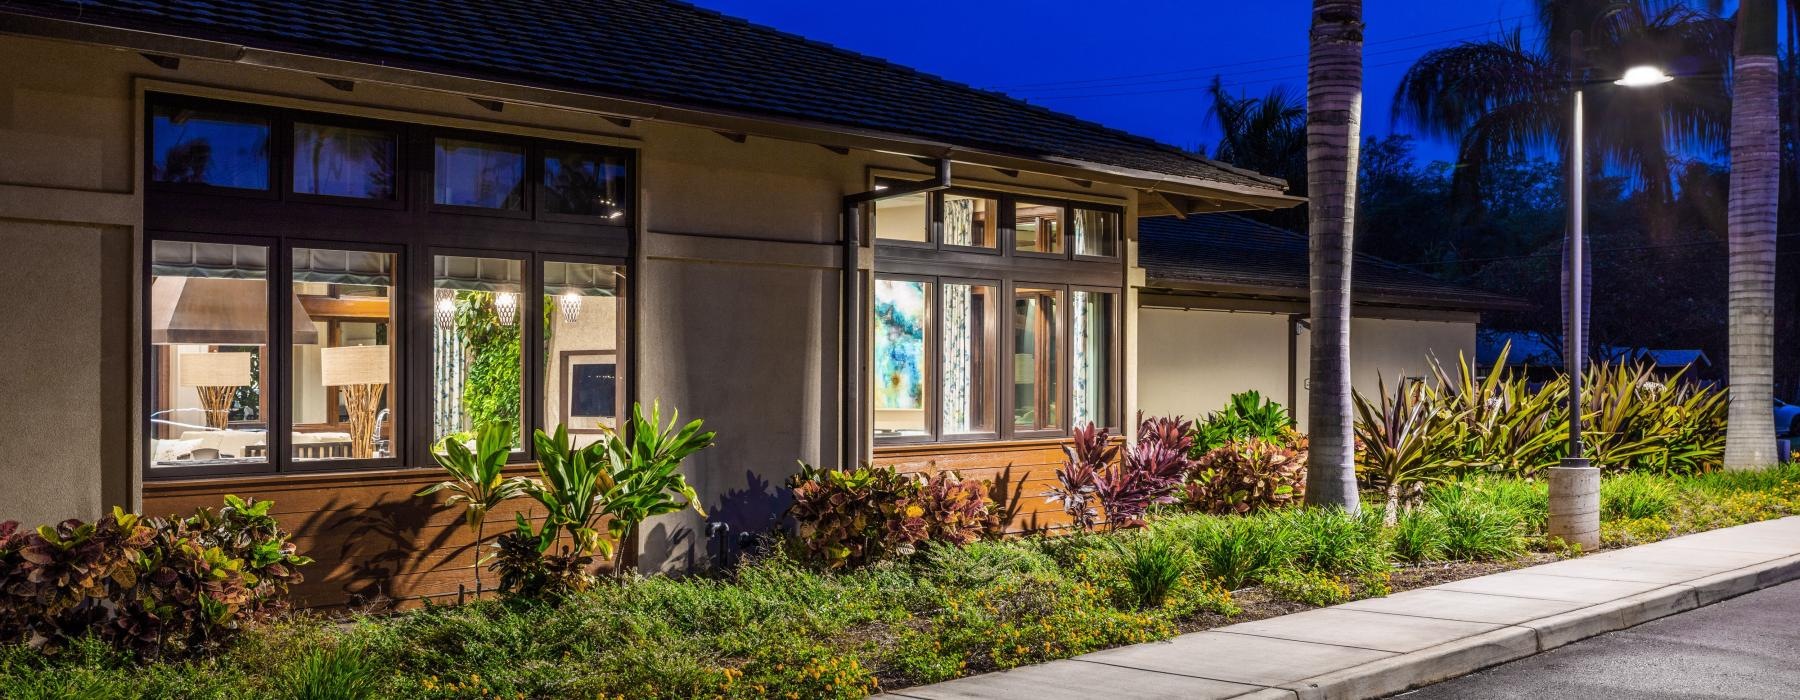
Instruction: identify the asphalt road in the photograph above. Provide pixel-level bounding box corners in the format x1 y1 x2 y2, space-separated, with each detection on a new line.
1395 580 1800 699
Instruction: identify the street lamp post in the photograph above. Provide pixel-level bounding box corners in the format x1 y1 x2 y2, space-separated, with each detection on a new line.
1547 27 1672 551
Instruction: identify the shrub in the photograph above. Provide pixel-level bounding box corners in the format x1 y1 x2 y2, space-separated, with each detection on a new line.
1050 418 1192 530
1391 507 1452 562
916 471 1000 546
1263 568 1352 607
1045 422 1115 531
1109 535 1188 610
1601 473 1679 521
786 465 997 568
1185 437 1306 515
273 641 384 700
1191 391 1292 454
1354 377 1463 525
0 496 310 657
1276 507 1390 575
1099 416 1195 527
1429 491 1528 560
1189 517 1292 590
786 463 925 568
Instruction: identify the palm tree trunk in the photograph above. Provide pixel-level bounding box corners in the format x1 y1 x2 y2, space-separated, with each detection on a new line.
1304 0 1363 512
1726 0 1781 470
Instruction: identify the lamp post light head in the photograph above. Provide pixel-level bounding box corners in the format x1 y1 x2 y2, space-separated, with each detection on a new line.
1614 65 1673 87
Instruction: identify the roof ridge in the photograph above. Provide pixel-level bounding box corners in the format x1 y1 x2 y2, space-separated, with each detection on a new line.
662 0 1288 190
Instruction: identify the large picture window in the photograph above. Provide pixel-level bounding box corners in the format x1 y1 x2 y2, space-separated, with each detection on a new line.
144 94 634 477
150 241 274 468
868 175 1122 445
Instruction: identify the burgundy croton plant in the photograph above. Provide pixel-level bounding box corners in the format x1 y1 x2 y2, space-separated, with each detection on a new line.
1047 415 1198 530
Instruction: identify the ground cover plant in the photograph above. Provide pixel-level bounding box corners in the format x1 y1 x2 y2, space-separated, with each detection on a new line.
7 464 1798 699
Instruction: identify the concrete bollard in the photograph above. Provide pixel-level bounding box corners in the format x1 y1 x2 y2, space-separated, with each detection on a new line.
1548 460 1601 550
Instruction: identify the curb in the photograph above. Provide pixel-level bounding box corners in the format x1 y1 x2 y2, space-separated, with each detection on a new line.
1273 552 1800 700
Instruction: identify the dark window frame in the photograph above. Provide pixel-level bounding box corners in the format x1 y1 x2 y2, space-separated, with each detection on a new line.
935 188 1003 256
1008 282 1068 438
870 272 939 445
141 93 637 481
1008 197 1069 260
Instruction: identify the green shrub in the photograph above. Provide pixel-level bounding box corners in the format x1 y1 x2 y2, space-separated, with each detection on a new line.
0 496 310 657
1191 391 1293 453
1184 437 1306 515
1110 535 1188 610
1430 491 1527 560
1263 568 1352 606
1429 477 1547 532
1601 473 1679 521
1391 508 1451 562
274 641 383 700
1276 507 1390 575
1189 517 1291 590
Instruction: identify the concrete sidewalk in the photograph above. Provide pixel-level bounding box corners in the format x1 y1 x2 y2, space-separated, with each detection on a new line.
887 516 1800 700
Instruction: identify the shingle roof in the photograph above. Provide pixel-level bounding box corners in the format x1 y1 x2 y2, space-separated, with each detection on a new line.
1 0 1287 194
1139 214 1526 312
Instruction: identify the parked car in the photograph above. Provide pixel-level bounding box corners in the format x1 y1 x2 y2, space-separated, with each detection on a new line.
1775 399 1800 437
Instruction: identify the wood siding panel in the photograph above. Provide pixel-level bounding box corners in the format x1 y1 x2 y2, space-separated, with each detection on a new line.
143 466 555 610
874 439 1091 535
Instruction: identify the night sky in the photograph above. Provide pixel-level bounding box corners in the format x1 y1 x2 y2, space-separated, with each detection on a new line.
691 0 1537 164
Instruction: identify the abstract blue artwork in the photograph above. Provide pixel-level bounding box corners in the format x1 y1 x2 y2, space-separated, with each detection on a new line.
874 279 927 409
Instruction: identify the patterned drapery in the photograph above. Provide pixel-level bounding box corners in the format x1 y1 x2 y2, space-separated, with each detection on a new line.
943 197 974 247
942 283 972 432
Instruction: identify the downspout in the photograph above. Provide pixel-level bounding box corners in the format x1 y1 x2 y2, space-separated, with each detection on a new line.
840 158 952 468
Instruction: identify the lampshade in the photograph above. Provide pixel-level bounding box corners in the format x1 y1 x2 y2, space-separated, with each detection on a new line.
320 345 390 386
151 277 319 345
178 351 253 388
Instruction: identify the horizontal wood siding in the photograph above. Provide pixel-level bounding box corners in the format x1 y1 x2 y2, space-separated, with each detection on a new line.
874 439 1083 534
143 466 553 610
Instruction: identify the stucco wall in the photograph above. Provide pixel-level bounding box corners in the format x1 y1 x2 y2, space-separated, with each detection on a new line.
1137 305 1477 426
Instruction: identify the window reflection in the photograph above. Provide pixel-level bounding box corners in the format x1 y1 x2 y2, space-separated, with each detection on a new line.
150 105 270 189
149 241 274 466
294 123 397 199
543 148 629 220
434 138 525 209
433 255 526 449
544 262 626 448
291 249 397 461
875 279 932 437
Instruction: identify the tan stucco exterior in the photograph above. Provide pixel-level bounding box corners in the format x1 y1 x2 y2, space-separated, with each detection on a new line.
0 32 1169 578
1138 302 1479 425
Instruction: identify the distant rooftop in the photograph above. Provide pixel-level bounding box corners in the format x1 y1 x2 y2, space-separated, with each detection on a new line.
1138 214 1525 312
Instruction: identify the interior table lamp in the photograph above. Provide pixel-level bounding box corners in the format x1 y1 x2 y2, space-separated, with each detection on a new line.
321 344 390 458
178 350 253 430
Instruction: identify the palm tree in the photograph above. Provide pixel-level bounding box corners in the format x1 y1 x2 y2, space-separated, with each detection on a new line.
1305 0 1363 513
1208 77 1309 230
1724 0 1780 469
1394 1 1731 229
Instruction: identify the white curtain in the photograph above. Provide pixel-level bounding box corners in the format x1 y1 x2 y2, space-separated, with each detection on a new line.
942 283 972 432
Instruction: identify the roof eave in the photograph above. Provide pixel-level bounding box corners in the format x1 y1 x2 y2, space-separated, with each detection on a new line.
1140 276 1530 313
0 10 1298 212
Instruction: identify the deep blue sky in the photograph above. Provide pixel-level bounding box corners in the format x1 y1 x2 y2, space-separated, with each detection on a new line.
692 0 1540 163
